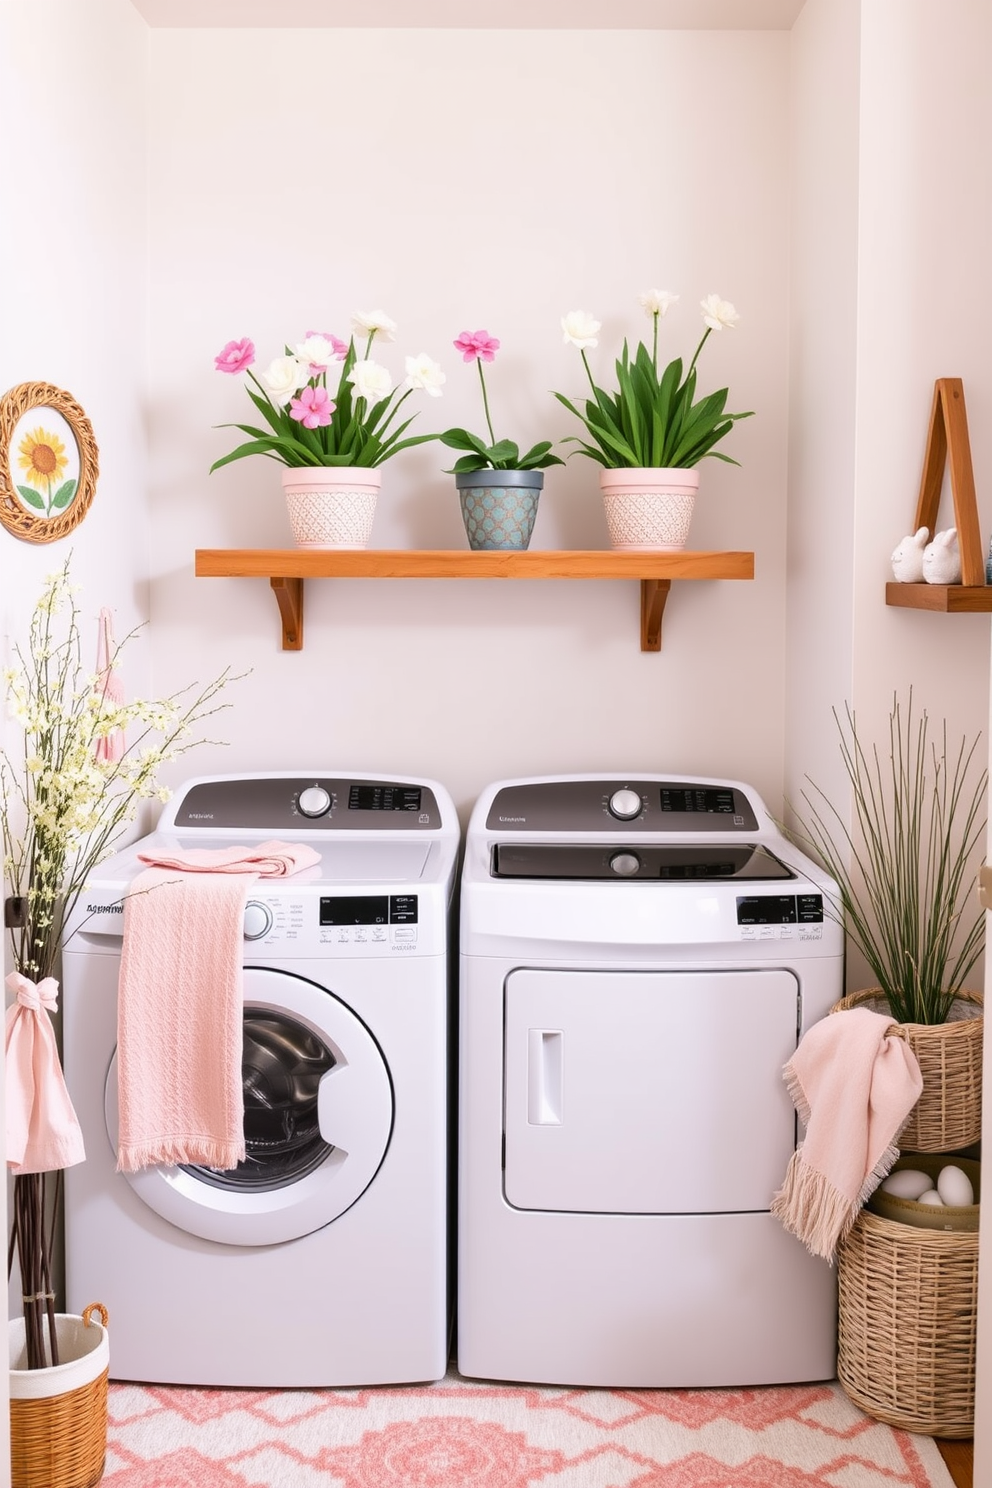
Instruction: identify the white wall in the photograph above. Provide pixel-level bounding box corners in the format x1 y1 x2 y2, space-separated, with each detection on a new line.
0 0 154 844
788 0 992 1469
852 2 991 732
144 27 792 820
0 0 150 1469
2 0 990 1464
0 0 151 644
787 0 991 988
784 0 860 824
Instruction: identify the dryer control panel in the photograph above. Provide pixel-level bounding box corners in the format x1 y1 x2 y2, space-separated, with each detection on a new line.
486 779 759 833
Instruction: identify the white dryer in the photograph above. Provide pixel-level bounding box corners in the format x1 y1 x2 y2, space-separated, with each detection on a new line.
62 772 458 1387
458 774 844 1388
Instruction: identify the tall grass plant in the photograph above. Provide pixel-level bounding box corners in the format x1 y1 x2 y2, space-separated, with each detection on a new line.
790 693 986 1025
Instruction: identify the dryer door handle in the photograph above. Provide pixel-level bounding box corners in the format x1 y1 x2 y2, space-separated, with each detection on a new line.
527 1029 563 1125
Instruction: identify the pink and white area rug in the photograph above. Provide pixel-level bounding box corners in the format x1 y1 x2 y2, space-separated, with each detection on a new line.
103 1371 954 1488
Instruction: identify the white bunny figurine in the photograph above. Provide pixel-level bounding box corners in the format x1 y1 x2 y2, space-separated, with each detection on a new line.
922 528 962 585
890 527 929 582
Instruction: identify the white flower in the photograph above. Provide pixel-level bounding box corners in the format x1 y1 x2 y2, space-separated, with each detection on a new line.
351 308 397 342
561 310 601 350
404 353 446 398
348 359 393 403
261 355 310 406
700 294 740 331
639 289 679 317
295 334 341 370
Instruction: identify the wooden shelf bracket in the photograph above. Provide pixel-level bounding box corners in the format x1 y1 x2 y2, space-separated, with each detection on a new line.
641 578 671 651
270 576 303 650
914 377 984 585
885 377 992 613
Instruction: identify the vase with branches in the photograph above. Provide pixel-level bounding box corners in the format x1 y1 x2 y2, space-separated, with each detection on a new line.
2 560 236 1368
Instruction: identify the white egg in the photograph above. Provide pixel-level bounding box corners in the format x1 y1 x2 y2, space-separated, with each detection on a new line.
880 1169 932 1200
936 1165 975 1207
916 1189 944 1206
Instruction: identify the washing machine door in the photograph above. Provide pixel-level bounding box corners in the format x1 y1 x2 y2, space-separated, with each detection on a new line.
503 967 799 1214
106 968 393 1246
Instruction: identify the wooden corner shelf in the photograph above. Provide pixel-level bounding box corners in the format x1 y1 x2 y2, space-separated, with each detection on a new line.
194 547 755 652
885 582 992 613
886 377 991 612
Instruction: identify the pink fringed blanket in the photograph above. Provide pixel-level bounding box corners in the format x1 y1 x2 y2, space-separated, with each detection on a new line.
771 1007 923 1262
116 839 320 1174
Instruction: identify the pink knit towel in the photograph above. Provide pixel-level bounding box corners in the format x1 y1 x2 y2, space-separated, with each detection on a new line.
771 1007 923 1262
137 839 321 878
5 972 86 1175
116 840 321 1173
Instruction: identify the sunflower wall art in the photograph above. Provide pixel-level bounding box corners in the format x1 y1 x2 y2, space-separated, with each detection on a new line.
0 382 99 543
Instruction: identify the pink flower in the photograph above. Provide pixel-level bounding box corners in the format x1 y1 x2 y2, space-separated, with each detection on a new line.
306 330 349 361
214 338 255 374
453 329 500 364
289 385 335 428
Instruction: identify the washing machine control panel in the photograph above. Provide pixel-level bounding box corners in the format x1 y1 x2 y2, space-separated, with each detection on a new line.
486 780 759 833
170 777 443 831
235 891 429 955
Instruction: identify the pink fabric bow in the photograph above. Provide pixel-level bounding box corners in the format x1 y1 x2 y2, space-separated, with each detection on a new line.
94 606 126 765
5 971 86 1175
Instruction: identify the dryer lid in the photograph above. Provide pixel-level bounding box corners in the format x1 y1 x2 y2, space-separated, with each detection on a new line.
490 842 795 882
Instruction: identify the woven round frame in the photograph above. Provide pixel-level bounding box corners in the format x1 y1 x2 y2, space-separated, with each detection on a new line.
10 1302 109 1488
837 1209 978 1437
830 988 983 1152
0 382 99 543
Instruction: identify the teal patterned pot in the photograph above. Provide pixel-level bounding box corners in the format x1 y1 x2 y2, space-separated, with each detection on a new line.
455 470 543 551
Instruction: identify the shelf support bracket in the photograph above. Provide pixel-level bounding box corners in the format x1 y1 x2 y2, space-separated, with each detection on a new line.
640 578 671 651
914 378 984 585
270 576 304 650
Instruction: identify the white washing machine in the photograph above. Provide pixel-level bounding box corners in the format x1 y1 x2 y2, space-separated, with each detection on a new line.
458 774 844 1388
62 771 458 1387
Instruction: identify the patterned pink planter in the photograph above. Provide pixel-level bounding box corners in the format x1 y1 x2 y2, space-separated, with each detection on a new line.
599 467 699 552
281 467 381 550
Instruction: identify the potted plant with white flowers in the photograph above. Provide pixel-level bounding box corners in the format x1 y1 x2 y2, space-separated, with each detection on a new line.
439 328 563 551
210 310 446 550
554 291 754 552
2 561 235 1485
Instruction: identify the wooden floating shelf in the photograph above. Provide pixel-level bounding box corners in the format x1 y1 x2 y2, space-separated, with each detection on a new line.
194 548 755 652
885 582 992 613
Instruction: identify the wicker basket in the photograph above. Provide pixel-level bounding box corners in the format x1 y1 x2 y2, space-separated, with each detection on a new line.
9 1303 109 1488
837 1210 978 1437
830 989 983 1151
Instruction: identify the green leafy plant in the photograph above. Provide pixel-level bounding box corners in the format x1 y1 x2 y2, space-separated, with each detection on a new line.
1 560 237 1368
554 292 754 469
789 692 987 1025
210 313 445 471
440 329 563 473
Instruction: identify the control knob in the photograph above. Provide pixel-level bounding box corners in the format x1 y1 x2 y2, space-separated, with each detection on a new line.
298 785 331 818
243 900 273 941
609 851 641 878
608 788 643 821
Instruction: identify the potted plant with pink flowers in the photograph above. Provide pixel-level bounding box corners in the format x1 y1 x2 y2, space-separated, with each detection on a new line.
210 310 445 549
440 329 563 552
